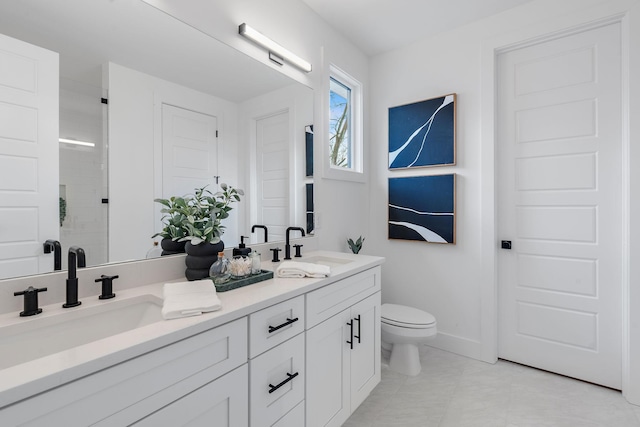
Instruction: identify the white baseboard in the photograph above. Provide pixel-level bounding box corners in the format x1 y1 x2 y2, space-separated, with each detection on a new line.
427 331 492 363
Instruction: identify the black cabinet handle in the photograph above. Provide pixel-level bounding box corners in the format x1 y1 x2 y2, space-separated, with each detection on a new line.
268 317 299 333
346 319 354 349
354 314 361 344
268 372 299 394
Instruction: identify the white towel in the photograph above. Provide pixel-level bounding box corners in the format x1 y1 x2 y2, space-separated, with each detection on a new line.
276 261 330 278
162 280 222 320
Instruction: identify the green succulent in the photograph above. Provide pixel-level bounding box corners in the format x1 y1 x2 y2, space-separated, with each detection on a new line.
347 236 365 254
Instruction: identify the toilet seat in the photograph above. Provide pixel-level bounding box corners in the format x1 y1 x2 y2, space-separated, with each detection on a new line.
381 303 436 329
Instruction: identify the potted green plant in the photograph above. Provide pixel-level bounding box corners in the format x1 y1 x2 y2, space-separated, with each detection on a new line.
152 196 190 255
180 184 243 246
153 184 243 280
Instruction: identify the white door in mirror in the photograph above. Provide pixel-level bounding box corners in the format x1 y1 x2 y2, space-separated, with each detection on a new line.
0 33 59 279
162 104 218 198
255 111 290 242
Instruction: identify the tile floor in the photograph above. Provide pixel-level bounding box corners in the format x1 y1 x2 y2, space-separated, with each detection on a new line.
344 346 640 427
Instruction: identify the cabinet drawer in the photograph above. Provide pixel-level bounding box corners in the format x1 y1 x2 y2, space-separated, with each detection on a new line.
250 333 305 427
132 364 248 427
306 267 380 328
2 318 248 427
249 295 304 358
272 401 305 427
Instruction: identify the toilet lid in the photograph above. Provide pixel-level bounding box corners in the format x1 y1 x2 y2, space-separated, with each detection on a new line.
381 303 436 328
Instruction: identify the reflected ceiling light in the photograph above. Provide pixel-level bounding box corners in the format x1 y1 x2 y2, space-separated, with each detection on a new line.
59 138 95 147
239 23 312 73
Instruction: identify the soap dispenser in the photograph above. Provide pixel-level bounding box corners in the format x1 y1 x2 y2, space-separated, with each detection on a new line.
233 236 252 257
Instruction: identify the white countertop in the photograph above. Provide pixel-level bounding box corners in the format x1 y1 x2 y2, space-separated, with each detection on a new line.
0 251 384 408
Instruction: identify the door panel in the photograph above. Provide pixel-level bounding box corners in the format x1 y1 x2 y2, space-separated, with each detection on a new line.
350 293 381 410
306 309 351 427
255 111 290 242
0 33 59 279
161 104 218 199
497 23 622 388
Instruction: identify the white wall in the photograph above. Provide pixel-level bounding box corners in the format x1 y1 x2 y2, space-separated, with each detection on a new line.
369 0 640 403
107 63 240 262
141 0 371 253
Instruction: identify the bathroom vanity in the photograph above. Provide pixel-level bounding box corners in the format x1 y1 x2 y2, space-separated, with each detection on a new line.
0 251 383 426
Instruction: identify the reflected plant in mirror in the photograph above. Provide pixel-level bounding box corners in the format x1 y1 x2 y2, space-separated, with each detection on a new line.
152 196 189 255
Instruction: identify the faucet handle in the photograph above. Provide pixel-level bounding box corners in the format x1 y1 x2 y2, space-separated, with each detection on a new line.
293 244 303 258
270 248 281 263
95 275 119 300
14 286 47 317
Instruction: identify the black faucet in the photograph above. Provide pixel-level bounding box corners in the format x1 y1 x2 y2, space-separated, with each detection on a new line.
251 224 268 243
43 239 62 271
285 227 305 260
14 286 47 316
63 246 86 308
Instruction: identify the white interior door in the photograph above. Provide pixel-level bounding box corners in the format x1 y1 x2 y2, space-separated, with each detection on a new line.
254 111 290 242
497 23 623 389
161 104 218 199
0 33 59 279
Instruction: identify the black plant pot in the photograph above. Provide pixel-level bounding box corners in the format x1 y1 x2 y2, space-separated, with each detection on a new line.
160 238 186 256
184 241 224 281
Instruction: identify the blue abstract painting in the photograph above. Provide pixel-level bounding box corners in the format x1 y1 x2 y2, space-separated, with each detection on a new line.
389 94 456 169
388 174 456 244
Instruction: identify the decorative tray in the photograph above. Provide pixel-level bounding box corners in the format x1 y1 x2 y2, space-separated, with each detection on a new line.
212 269 274 292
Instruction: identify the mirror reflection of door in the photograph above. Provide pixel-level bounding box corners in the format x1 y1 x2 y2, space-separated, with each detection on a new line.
0 33 59 279
255 111 290 243
161 104 219 202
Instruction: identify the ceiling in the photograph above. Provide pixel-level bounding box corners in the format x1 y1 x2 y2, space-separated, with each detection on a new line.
0 0 294 103
300 0 536 56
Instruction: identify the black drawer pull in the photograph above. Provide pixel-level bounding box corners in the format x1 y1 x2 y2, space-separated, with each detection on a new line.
268 372 299 394
268 317 299 333
354 314 361 344
346 320 354 349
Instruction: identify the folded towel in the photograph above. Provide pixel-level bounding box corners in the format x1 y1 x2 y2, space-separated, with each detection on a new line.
162 280 222 320
276 261 331 278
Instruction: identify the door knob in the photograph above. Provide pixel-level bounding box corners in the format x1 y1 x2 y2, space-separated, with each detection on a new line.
501 240 512 250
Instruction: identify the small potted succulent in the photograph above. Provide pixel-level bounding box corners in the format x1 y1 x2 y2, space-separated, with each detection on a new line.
347 236 365 254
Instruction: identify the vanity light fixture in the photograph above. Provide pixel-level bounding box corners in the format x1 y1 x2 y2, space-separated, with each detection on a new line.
238 23 312 73
59 138 95 148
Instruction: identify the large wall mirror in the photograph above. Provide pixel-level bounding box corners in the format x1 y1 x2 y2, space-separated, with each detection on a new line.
0 0 314 280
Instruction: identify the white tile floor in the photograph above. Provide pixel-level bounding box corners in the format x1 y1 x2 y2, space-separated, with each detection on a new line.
345 346 640 427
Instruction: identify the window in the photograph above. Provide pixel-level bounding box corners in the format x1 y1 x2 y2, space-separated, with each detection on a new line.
327 65 363 180
329 77 351 168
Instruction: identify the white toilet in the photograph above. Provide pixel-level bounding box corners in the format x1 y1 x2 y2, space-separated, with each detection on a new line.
381 303 437 376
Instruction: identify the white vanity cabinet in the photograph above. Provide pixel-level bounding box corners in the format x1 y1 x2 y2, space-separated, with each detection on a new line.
132 365 248 427
0 254 384 427
249 296 306 427
305 267 382 427
1 318 248 427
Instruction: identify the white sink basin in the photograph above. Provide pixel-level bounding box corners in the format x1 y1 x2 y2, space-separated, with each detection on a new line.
0 294 163 370
299 255 354 268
